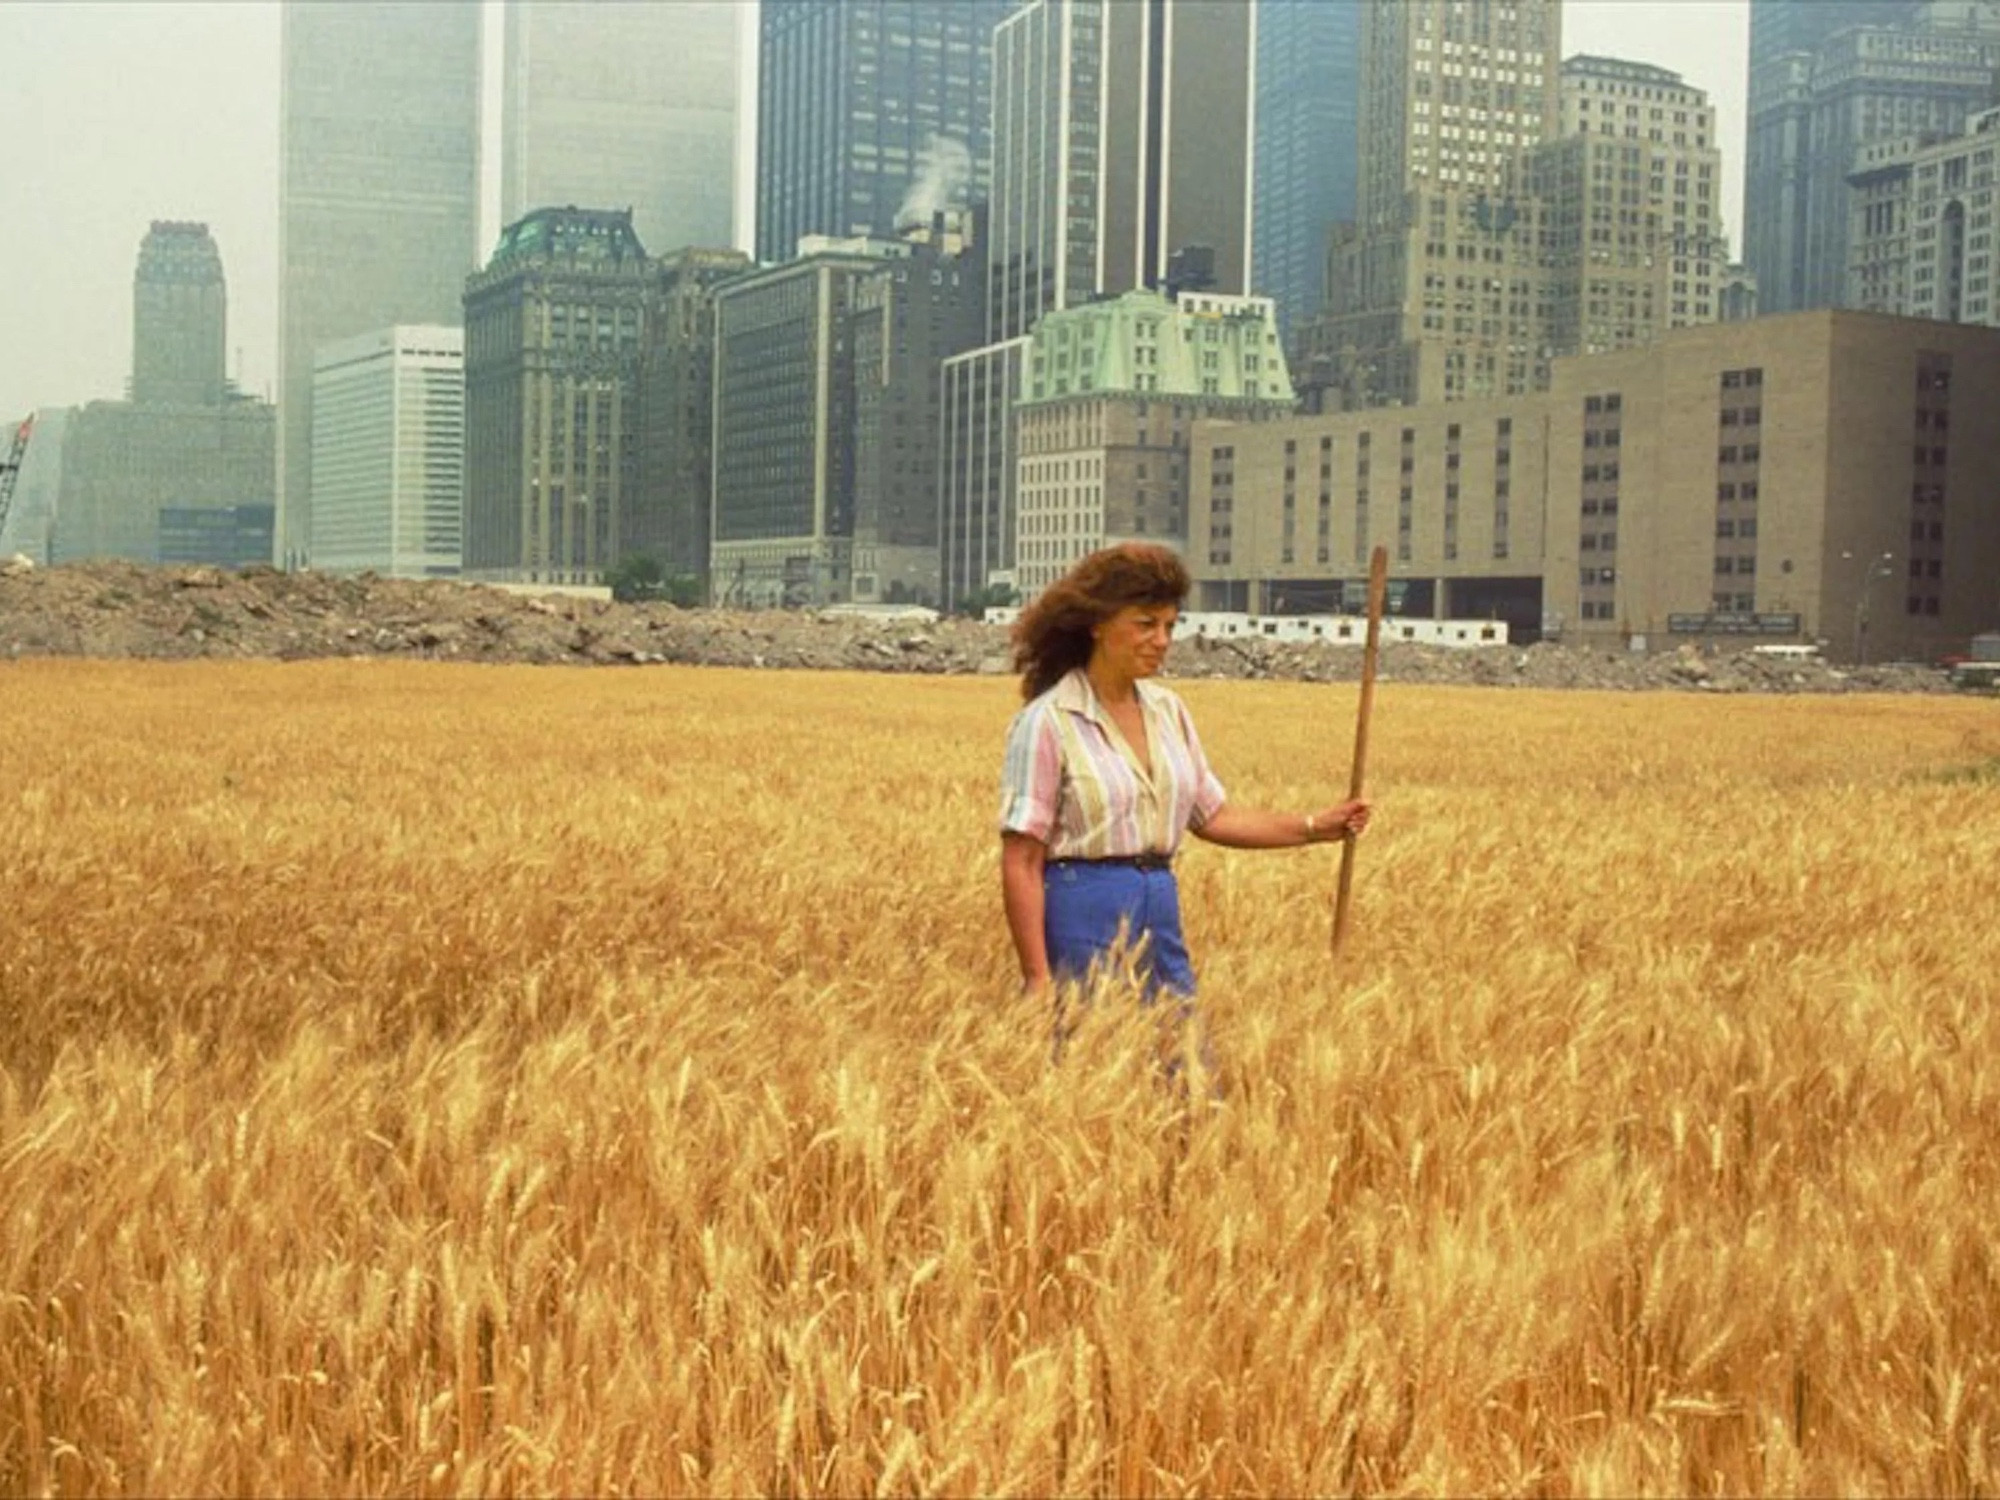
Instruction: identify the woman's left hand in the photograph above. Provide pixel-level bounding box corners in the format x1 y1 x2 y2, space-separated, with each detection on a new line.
1309 799 1371 840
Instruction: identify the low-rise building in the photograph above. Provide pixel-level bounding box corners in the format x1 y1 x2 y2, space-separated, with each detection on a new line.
1191 309 2000 661
52 399 275 566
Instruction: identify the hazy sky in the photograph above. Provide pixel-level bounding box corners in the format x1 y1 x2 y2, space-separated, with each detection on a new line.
0 0 1750 427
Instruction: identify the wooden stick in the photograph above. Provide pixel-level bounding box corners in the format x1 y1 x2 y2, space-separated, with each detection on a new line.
1333 545 1389 957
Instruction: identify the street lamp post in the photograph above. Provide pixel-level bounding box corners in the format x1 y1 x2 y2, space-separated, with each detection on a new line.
1842 549 1896 664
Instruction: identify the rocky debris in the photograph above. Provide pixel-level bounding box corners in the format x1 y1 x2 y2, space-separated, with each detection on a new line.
0 560 1957 695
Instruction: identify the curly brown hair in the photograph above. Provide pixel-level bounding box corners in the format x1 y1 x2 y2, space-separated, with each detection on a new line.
1012 543 1191 700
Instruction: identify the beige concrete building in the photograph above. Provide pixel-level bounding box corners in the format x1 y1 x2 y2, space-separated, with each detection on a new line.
1192 309 2000 661
1195 394 1548 621
1540 56 1728 352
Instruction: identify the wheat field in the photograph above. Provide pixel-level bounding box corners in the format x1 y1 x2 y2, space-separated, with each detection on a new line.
3 659 1999 1497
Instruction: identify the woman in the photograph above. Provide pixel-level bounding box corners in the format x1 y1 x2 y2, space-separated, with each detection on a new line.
998 543 1371 1019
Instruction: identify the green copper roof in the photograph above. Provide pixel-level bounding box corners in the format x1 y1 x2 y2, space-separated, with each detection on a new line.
486 207 649 272
1021 288 1294 407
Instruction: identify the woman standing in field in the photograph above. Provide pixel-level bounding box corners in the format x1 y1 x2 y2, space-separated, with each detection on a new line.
998 543 1371 1033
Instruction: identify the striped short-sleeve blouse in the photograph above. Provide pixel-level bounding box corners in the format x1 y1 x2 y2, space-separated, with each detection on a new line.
998 668 1227 860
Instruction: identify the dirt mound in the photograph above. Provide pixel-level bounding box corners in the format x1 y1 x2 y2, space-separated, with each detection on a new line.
0 558 1953 695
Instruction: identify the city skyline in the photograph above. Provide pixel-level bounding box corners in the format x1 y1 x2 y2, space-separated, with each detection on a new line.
0 1 1752 428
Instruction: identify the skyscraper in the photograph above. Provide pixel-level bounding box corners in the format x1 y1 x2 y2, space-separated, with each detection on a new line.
462 208 653 585
310 326 465 579
1534 56 1728 354
1252 0 1363 344
987 0 1257 342
1744 1 1995 314
711 239 904 607
502 1 739 258
632 246 753 591
1749 0 1916 69
1308 0 1562 409
1849 104 2000 322
755 0 1013 264
132 222 227 407
278 1 482 568
54 229 274 567
849 215 986 604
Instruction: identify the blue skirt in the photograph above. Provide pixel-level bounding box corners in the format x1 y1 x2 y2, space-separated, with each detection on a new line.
1043 859 1197 1001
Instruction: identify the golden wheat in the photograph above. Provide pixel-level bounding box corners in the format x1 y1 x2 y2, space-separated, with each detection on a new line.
3 660 1999 1496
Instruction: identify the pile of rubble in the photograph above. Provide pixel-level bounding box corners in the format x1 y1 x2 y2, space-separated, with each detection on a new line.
0 556 1954 695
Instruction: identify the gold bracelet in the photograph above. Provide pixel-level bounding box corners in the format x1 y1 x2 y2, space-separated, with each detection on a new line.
1305 811 1319 841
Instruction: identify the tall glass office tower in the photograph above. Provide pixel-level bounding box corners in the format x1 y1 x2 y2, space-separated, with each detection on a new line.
1251 0 1362 343
502 1 740 258
755 0 1014 264
277 1 481 568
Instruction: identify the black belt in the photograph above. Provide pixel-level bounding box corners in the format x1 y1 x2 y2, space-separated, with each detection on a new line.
1051 853 1174 871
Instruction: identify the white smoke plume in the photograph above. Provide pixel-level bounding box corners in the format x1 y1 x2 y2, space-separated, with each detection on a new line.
895 134 973 229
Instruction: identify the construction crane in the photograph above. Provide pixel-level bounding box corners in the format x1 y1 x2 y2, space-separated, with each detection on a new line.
0 414 33 545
